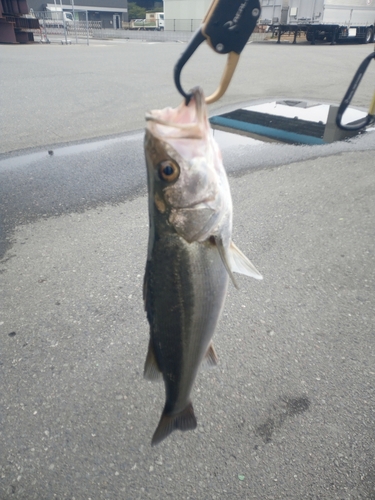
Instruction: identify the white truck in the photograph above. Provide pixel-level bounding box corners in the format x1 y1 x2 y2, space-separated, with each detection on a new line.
259 0 375 43
126 12 164 30
35 6 74 29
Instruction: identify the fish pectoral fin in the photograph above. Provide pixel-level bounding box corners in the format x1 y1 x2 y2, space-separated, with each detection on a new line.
214 235 239 289
151 402 197 446
229 242 263 280
201 342 219 369
144 340 163 382
214 237 263 286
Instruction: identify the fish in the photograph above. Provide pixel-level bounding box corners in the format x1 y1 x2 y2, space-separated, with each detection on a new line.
143 87 262 446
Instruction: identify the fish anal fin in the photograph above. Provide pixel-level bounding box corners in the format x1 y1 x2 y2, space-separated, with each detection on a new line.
229 241 263 280
201 342 219 369
144 340 162 382
151 402 197 446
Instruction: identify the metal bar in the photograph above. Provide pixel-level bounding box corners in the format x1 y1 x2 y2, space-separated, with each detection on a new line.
86 9 89 45
60 0 67 44
71 0 77 44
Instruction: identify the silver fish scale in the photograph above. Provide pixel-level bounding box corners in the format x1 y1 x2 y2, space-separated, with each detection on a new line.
145 231 229 415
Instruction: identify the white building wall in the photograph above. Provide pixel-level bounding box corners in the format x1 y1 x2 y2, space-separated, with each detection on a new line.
164 0 212 22
288 0 375 24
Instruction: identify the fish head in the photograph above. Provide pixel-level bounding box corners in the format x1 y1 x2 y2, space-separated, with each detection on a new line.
144 87 232 243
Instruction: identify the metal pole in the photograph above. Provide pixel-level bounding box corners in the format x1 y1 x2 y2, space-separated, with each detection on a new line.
60 0 68 44
71 0 77 43
271 0 276 24
86 10 89 45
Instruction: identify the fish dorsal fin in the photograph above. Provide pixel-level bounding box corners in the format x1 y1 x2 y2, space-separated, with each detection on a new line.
201 342 219 369
144 340 163 382
152 402 197 446
229 242 263 280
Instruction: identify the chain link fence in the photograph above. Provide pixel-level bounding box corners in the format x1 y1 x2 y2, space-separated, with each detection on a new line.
164 19 202 32
100 22 267 43
31 14 268 44
33 11 101 44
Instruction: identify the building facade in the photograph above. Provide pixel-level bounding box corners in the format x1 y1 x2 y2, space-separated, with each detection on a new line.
164 0 211 30
27 0 128 28
164 0 210 20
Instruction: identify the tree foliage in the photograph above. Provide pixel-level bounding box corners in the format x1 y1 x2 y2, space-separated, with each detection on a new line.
128 2 146 20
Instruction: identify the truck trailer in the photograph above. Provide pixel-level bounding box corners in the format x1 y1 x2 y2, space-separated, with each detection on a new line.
259 0 375 43
259 0 289 24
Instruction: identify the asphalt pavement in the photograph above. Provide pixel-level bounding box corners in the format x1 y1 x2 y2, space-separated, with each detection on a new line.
1 39 374 154
1 38 375 499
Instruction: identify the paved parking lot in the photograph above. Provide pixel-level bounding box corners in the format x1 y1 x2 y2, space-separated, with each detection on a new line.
1 37 375 500
1 38 374 153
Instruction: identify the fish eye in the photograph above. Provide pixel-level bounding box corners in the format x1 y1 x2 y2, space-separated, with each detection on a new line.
158 160 179 182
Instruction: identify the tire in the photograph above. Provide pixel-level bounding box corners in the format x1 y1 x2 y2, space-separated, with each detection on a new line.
363 27 373 44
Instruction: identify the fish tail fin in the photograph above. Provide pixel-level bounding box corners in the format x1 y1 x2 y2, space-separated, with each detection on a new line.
151 402 197 446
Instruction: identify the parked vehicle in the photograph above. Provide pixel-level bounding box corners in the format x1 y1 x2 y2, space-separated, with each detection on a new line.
259 0 289 24
124 12 164 30
34 7 74 29
259 0 375 43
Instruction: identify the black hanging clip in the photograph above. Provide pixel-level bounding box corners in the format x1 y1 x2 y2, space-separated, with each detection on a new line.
174 0 261 105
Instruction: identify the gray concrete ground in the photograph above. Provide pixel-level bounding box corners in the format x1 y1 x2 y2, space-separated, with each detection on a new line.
1 39 375 499
1 39 374 153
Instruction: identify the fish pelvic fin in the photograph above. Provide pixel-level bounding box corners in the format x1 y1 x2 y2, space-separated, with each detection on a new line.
151 402 197 446
229 242 263 280
144 340 163 382
201 342 219 369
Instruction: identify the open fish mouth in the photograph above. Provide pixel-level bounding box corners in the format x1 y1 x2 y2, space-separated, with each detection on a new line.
145 87 208 140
